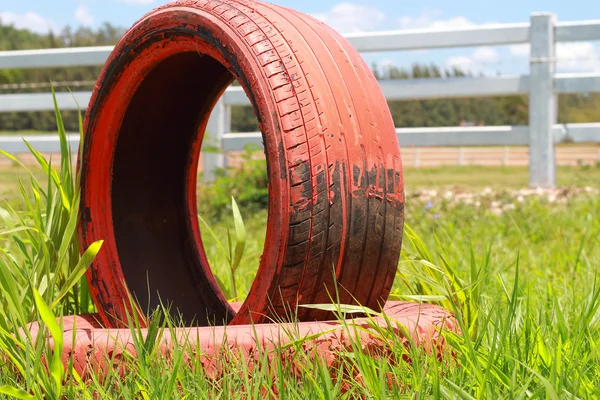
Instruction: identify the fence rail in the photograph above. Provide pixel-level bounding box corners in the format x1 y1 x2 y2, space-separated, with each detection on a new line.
3 72 600 113
4 124 599 154
1 13 600 187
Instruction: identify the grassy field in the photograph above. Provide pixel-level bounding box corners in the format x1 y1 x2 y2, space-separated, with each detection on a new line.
3 163 599 193
1 134 600 398
3 162 600 192
403 165 600 188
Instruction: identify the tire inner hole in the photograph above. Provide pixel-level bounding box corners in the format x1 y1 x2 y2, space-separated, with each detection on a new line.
111 52 265 326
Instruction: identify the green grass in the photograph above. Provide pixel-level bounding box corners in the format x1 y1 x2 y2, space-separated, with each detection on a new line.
1 101 600 398
403 165 600 189
3 163 600 196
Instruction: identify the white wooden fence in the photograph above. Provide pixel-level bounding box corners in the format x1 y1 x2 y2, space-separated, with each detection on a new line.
1 13 599 187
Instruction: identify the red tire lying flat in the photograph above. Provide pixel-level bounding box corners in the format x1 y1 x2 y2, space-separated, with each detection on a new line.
26 302 457 383
77 0 405 328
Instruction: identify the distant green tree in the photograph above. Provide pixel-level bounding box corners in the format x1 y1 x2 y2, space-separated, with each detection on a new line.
0 22 125 132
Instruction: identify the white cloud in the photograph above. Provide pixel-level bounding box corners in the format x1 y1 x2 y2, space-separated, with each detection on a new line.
75 6 94 26
427 17 474 30
446 46 500 74
398 9 475 30
472 47 500 63
378 58 395 68
114 0 155 4
510 42 600 72
557 43 600 71
509 44 530 57
312 3 385 33
0 11 60 34
375 58 397 77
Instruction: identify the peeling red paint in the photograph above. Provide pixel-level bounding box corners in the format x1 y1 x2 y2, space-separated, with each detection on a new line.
25 302 457 384
77 0 405 329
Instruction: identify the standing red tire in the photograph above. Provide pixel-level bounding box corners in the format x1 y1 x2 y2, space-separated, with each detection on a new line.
78 0 405 328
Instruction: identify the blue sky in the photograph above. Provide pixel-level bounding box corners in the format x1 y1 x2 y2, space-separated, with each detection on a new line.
1 0 599 75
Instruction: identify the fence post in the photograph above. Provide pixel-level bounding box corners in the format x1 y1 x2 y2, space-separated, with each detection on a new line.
528 13 557 188
203 97 227 182
223 103 231 170
414 147 421 168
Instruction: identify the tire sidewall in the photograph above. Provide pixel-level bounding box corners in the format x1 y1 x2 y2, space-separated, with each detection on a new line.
78 4 290 327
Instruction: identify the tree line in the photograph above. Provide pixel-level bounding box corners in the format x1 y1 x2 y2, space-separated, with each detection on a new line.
1 22 598 133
